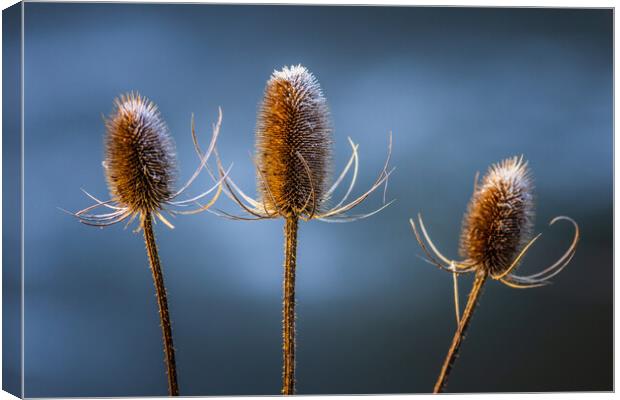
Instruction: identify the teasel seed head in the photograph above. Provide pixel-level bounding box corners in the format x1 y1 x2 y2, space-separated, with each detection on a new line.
459 156 535 276
104 92 176 214
214 65 392 223
255 65 332 218
411 155 578 291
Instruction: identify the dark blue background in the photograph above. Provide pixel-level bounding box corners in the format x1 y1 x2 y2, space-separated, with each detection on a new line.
21 4 612 396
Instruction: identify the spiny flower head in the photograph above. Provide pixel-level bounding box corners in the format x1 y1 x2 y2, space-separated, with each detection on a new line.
459 156 534 276
212 65 392 223
68 92 224 230
411 155 578 290
255 65 332 218
104 92 176 214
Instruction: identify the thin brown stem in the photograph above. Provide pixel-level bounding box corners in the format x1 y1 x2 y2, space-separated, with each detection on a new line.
282 216 299 395
433 271 487 394
143 213 179 396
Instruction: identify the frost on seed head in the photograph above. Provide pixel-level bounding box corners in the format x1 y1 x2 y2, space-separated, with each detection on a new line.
104 92 176 214
459 156 535 276
255 65 332 218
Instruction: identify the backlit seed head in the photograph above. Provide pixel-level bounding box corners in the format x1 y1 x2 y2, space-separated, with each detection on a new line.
459 156 535 276
104 93 176 214
255 65 332 218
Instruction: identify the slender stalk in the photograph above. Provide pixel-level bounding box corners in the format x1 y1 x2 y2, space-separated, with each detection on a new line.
143 213 179 396
282 216 299 395
452 271 460 324
433 271 487 394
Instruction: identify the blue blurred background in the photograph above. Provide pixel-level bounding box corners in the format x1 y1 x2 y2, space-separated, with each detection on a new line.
20 4 611 396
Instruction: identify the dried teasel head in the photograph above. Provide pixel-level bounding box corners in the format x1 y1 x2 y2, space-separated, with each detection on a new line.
206 64 393 223
200 65 392 396
411 155 579 289
104 93 176 214
255 65 332 218
67 92 225 229
422 158 574 394
459 156 535 276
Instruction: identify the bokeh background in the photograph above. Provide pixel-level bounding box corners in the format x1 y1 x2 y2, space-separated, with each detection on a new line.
18 4 612 396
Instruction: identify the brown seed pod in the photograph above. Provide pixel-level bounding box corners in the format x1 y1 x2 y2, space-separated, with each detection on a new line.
216 64 392 223
104 92 176 214
69 93 224 229
411 154 578 288
458 156 535 276
255 65 332 218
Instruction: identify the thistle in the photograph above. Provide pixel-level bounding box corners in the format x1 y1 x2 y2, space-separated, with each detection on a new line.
66 93 225 396
199 65 393 394
410 155 579 393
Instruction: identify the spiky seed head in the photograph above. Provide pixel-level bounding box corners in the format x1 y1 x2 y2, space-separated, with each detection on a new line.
255 65 332 218
459 156 535 276
104 93 176 214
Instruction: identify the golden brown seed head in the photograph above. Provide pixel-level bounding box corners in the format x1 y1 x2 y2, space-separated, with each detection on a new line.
255 65 332 218
459 156 535 276
104 93 176 214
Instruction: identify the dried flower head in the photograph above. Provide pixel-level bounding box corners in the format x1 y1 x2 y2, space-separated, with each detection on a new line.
411 156 580 394
195 64 394 396
207 64 394 222
256 65 332 217
458 156 535 276
67 92 226 229
411 155 579 289
65 92 228 396
104 93 176 214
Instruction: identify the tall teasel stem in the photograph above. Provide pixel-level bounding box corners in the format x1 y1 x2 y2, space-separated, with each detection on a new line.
68 93 226 396
434 271 487 393
411 156 580 393
143 213 179 396
282 216 299 394
203 66 393 394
